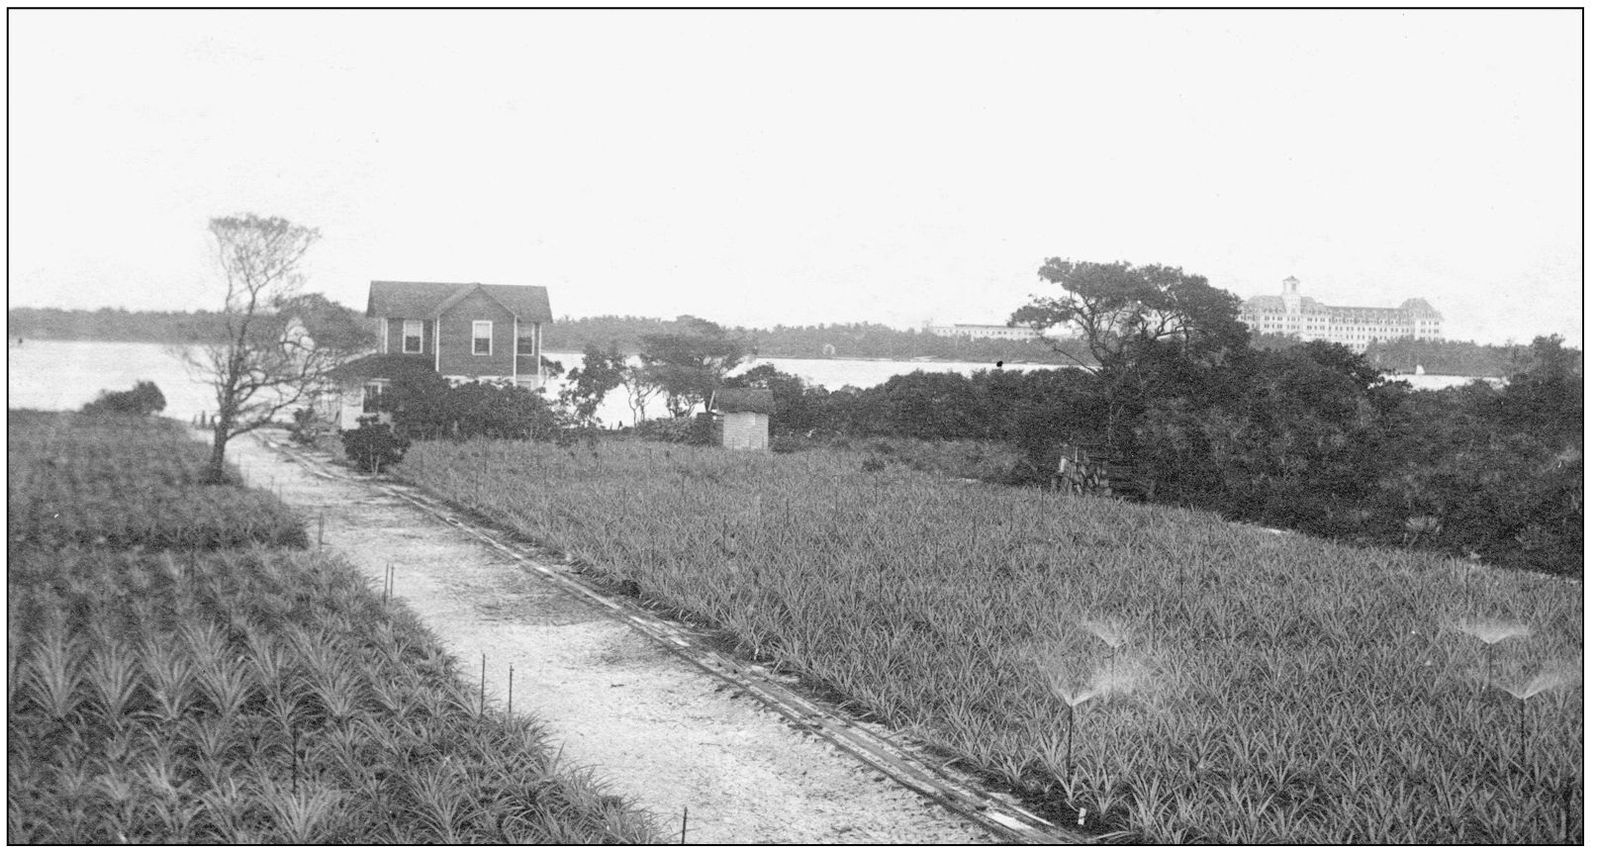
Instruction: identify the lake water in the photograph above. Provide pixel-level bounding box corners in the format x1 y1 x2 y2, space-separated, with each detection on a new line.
6 339 1501 427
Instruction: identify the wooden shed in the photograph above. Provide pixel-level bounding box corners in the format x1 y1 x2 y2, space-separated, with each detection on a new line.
710 388 773 451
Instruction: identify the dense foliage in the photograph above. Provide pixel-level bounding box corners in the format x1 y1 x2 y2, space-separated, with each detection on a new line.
732 334 1580 576
400 438 1583 844
638 316 752 416
341 416 410 473
81 380 167 416
1364 336 1523 378
375 372 558 441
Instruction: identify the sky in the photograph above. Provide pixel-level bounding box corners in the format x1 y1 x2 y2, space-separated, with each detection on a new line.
7 9 1582 346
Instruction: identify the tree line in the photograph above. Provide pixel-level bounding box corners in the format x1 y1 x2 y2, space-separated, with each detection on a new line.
600 260 1580 577
10 305 1531 377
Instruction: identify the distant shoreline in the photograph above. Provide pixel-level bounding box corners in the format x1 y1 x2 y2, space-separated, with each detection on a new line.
10 336 1061 368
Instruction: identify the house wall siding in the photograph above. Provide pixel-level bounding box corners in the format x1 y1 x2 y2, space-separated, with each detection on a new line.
438 293 516 378
382 318 436 356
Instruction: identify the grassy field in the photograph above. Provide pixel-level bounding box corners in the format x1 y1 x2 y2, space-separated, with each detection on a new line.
401 436 1583 844
7 412 659 843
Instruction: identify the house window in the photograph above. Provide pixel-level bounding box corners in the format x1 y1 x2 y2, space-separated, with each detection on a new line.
362 380 387 414
516 328 534 355
472 321 492 355
403 320 424 354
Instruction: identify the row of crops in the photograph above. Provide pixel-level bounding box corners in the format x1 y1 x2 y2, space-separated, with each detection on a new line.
7 410 307 550
6 411 658 843
400 437 1584 844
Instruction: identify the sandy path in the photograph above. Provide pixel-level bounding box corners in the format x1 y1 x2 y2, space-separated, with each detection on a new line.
228 432 1004 844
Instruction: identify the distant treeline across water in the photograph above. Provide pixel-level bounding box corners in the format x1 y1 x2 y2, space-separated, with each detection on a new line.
8 306 1532 374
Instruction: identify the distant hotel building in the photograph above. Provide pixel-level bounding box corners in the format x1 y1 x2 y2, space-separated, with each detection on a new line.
1242 276 1443 347
922 322 1071 341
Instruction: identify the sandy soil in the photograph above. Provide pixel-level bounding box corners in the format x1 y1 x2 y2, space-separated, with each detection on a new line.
228 433 1001 844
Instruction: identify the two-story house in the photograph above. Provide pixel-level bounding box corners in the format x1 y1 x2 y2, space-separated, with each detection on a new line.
326 280 553 428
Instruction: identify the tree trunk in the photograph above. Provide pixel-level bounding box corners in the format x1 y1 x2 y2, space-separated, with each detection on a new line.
206 419 231 485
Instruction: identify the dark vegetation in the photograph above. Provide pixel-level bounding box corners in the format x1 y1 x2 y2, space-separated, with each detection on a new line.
81 380 167 417
7 410 658 843
341 415 411 473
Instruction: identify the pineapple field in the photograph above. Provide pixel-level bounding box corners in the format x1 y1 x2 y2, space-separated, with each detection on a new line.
6 411 658 843
400 436 1583 844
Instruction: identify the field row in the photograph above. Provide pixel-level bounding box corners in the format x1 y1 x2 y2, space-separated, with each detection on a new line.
7 411 305 550
7 411 660 844
399 437 1584 844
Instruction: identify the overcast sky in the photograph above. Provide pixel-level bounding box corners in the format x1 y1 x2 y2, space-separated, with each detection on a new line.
8 10 1581 345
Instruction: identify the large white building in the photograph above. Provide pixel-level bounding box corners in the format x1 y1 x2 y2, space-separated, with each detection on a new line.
1242 276 1443 347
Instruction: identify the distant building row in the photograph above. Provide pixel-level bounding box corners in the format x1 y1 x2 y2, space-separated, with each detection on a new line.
1242 276 1442 347
921 322 1072 341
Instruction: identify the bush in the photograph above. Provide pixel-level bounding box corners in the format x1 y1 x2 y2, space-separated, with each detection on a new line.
81 380 166 416
343 416 409 473
381 377 557 441
288 406 327 446
635 416 696 443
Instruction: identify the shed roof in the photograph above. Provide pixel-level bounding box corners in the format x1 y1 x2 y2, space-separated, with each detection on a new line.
711 388 774 415
367 281 553 323
325 353 439 384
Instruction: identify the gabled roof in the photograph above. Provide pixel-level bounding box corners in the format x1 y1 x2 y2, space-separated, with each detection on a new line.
367 281 553 324
711 388 774 415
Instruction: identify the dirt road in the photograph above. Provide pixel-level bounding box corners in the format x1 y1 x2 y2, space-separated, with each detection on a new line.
228 432 1036 844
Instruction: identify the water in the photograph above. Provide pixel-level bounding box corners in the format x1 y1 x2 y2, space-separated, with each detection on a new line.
6 339 1502 426
8 340 222 417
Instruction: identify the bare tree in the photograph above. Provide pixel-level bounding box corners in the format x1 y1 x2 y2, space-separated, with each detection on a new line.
181 214 350 483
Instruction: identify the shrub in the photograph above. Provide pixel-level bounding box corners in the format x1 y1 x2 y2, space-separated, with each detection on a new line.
381 377 557 441
289 406 327 446
81 380 166 416
635 416 696 443
342 416 409 473
689 412 718 445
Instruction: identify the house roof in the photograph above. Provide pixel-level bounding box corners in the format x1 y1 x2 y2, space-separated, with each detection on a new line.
1397 298 1443 319
1245 293 1441 320
711 388 774 415
325 353 439 384
367 281 553 324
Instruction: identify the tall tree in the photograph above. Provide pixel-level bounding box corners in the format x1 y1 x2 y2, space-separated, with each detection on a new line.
1013 259 1248 368
618 364 662 426
560 343 629 427
1010 259 1250 468
638 316 751 416
181 214 357 483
